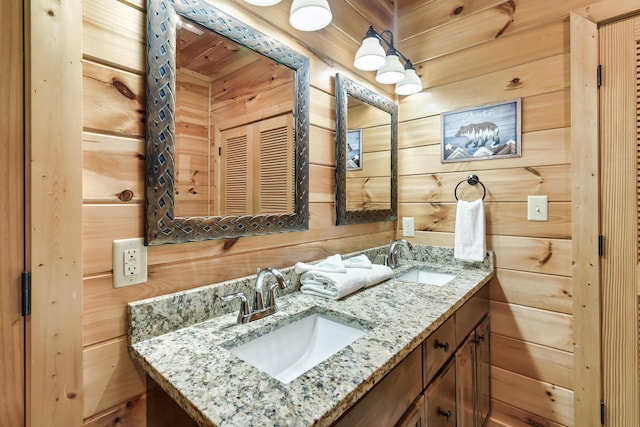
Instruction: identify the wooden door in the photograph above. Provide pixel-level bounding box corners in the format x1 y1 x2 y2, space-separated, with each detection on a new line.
599 14 640 427
1 0 25 424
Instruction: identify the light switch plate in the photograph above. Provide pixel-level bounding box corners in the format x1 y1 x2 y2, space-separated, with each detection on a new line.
527 195 548 222
402 217 415 237
113 238 148 288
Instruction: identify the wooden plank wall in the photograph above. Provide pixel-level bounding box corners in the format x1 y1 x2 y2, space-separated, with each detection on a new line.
396 1 596 425
81 0 394 425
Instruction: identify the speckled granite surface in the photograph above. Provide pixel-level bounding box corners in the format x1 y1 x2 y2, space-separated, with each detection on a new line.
128 245 494 427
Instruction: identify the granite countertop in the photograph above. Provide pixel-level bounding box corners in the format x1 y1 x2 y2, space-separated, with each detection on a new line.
128 246 494 427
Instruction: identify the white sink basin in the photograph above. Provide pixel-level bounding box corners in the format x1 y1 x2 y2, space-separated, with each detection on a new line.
396 269 455 286
226 313 368 384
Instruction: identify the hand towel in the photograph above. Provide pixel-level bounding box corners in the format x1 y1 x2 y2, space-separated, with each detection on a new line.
294 254 346 274
299 269 366 300
454 199 486 262
360 264 394 288
343 254 373 269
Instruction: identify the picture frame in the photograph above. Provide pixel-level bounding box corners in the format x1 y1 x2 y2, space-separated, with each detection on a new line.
346 128 363 170
441 98 521 163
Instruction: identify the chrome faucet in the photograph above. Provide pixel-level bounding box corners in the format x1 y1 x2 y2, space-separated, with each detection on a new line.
220 267 289 324
255 267 288 310
387 239 414 268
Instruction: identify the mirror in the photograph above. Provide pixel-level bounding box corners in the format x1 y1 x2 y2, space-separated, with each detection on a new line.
146 0 310 245
335 74 397 225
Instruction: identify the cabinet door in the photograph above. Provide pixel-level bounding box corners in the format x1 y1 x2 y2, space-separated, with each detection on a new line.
333 346 423 427
475 316 491 427
425 358 456 427
395 395 425 427
456 333 475 427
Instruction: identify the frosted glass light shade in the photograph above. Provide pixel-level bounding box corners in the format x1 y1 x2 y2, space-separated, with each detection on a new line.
353 37 386 71
244 0 281 4
289 0 332 31
375 54 405 84
395 68 423 95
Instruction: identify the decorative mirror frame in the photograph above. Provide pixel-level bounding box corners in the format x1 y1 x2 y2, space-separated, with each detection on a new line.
334 73 398 225
146 0 310 245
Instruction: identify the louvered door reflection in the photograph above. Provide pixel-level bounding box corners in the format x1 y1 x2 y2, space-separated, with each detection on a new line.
258 115 294 214
221 127 250 215
218 114 293 215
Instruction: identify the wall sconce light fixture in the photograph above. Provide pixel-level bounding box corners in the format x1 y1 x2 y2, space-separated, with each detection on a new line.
354 26 423 95
243 0 332 32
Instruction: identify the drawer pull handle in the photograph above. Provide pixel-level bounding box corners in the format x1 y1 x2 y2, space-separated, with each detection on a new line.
434 340 449 352
474 334 485 345
437 408 452 421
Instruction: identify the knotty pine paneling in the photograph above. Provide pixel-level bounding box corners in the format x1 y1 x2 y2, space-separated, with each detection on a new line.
400 201 571 239
491 333 573 390
488 399 565 427
399 128 570 176
400 54 569 122
82 132 145 204
82 60 144 136
421 19 568 89
491 366 573 426
399 165 571 203
83 0 145 73
83 394 147 427
83 337 146 418
490 270 573 315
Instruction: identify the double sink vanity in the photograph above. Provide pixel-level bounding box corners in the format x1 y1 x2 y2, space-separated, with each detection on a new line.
128 245 494 426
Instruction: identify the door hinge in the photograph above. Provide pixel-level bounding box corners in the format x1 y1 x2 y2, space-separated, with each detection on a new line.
598 234 604 257
218 147 222 156
600 400 605 425
21 271 30 316
597 64 602 88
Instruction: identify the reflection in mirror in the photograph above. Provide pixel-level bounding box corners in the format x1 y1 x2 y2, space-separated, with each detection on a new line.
174 19 296 217
146 0 309 245
335 74 397 225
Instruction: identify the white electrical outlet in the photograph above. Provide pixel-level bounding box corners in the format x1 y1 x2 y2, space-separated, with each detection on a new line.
113 238 147 288
402 217 415 237
527 195 548 222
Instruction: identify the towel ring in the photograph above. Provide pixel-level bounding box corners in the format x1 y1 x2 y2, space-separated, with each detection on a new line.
454 174 486 201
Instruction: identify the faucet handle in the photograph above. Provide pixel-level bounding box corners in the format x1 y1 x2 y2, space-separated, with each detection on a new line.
220 292 251 323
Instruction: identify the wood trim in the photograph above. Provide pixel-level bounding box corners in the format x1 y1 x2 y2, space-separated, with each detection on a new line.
569 10 602 426
27 0 84 425
1 0 25 424
571 1 640 425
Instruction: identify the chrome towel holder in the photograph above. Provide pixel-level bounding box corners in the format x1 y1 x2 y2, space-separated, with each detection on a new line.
454 174 486 201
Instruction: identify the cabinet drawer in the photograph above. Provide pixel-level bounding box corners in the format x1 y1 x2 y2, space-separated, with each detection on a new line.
333 346 423 427
455 284 489 348
425 358 457 427
423 314 455 385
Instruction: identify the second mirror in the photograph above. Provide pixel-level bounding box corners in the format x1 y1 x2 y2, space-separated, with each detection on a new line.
335 74 397 225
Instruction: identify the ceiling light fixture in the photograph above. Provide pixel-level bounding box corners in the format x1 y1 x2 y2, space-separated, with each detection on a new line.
354 26 423 95
242 0 332 32
289 0 332 31
244 0 282 5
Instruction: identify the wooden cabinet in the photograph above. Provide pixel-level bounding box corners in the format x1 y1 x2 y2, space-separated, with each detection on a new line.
332 346 423 427
334 285 490 427
456 315 490 427
425 359 457 426
396 395 426 427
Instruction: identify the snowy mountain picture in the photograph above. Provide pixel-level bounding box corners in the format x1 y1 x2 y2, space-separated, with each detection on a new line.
441 99 521 163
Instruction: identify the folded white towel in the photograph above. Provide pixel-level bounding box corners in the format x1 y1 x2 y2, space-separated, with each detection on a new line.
343 254 373 269
454 199 486 262
360 264 394 288
299 269 366 300
294 254 346 274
